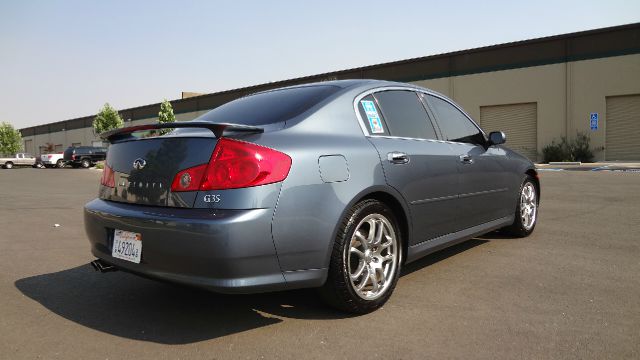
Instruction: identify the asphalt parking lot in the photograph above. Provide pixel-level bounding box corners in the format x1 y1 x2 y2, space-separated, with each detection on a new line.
0 168 638 359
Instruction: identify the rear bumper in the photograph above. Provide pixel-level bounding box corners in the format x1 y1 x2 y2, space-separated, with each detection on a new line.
42 160 62 165
84 199 293 294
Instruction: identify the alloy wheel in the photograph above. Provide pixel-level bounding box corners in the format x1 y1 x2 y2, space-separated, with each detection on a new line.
520 182 537 230
347 213 398 300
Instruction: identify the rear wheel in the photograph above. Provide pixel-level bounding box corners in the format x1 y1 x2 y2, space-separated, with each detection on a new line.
503 176 538 237
321 199 402 314
56 159 65 168
81 158 91 168
4 162 13 169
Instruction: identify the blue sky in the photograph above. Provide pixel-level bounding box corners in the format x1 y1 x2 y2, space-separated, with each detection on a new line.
1 0 638 129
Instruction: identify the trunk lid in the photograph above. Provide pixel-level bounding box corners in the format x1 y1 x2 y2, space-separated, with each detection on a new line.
99 137 217 208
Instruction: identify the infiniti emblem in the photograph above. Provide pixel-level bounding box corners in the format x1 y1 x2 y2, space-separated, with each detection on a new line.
133 158 147 170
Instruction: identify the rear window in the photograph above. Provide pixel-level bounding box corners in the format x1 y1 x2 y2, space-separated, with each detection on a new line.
197 85 340 126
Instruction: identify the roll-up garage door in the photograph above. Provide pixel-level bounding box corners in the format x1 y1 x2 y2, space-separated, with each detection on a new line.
480 102 537 161
23 139 33 154
606 95 640 161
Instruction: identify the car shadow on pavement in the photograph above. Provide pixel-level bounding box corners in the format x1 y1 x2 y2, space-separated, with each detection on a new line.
14 265 345 344
15 238 490 344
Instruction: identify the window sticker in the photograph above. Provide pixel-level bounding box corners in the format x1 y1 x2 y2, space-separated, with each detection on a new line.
361 100 384 134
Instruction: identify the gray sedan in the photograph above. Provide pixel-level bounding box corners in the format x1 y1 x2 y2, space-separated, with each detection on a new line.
85 80 539 313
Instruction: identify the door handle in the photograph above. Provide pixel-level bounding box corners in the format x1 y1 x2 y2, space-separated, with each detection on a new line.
388 152 409 164
459 154 474 164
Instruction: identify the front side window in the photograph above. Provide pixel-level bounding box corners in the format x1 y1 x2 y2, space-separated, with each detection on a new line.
426 95 484 144
372 90 438 140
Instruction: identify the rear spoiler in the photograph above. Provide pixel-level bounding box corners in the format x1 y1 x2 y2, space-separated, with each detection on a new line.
100 121 264 142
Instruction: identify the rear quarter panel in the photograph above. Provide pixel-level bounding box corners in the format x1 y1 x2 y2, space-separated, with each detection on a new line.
261 92 396 272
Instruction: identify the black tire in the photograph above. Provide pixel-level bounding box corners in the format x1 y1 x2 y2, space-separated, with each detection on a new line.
503 175 539 237
5 162 13 169
81 158 91 168
56 159 65 168
321 199 402 314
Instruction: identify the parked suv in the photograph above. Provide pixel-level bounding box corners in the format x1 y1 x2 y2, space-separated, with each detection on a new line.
63 146 107 168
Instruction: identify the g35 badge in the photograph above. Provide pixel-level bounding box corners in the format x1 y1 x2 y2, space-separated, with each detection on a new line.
203 194 221 203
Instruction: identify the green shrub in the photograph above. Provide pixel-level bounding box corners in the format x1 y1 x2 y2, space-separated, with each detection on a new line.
572 132 594 162
542 132 594 163
542 136 572 162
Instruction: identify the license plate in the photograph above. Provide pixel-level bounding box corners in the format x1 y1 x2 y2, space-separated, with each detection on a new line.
112 229 142 263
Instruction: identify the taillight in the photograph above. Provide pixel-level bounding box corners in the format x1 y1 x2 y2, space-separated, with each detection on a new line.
170 138 292 192
101 164 115 188
171 164 207 192
72 154 76 160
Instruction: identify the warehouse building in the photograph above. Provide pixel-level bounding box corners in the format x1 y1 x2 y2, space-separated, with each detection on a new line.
20 23 640 162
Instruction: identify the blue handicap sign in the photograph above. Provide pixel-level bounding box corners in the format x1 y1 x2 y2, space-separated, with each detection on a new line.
590 112 598 130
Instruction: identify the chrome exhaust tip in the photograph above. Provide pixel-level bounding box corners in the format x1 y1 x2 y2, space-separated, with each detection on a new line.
90 259 117 273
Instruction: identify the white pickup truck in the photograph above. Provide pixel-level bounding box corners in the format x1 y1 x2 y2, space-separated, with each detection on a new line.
0 153 37 169
40 153 66 168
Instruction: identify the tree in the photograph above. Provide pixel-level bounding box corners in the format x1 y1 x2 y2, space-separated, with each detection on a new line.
93 103 124 135
158 99 176 135
0 122 22 155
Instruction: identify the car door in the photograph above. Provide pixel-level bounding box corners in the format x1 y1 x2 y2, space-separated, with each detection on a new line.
16 153 26 165
424 94 513 230
357 89 459 244
23 154 34 166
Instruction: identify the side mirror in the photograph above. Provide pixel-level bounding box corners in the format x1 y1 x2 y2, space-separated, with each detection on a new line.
488 131 506 145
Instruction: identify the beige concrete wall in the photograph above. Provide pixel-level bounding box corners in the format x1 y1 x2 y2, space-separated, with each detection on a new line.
413 53 640 161
413 62 567 162
21 111 206 155
414 77 451 98
24 127 97 154
569 54 640 160
21 54 640 161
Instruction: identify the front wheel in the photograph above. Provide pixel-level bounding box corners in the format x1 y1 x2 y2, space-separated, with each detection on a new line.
56 159 65 168
321 199 402 314
503 176 539 237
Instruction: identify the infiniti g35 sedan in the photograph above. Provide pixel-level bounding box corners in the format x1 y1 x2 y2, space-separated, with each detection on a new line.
85 80 539 313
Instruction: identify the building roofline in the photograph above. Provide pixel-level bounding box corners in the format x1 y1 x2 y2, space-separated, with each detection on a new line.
20 22 640 136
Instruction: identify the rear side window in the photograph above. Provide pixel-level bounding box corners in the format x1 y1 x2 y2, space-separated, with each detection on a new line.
357 95 390 136
198 85 340 126
373 90 438 140
426 95 485 144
